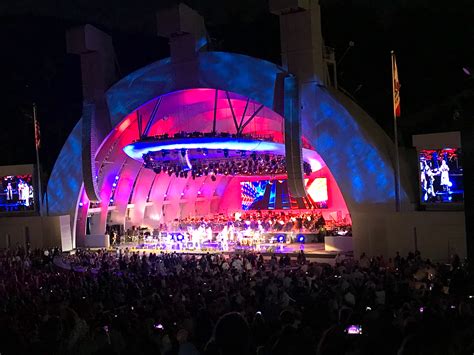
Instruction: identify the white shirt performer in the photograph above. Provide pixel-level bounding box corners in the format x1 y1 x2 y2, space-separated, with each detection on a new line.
439 160 451 191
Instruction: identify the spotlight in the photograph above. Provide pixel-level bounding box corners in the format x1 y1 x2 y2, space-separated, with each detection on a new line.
277 235 285 243
115 175 120 180
203 148 208 156
297 234 305 243
112 182 117 187
176 233 185 242
79 202 84 207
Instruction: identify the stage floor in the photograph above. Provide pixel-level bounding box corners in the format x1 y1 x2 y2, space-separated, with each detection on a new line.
115 241 338 260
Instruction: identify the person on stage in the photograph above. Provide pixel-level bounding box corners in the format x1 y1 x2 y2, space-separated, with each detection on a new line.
221 225 229 251
6 182 13 202
422 162 437 202
17 180 25 205
439 159 451 192
22 182 31 207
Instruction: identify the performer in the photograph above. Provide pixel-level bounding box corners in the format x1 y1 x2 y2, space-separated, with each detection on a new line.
439 160 451 192
22 182 30 207
424 164 437 202
6 183 13 201
228 221 235 242
17 180 25 204
221 225 229 251
420 160 427 197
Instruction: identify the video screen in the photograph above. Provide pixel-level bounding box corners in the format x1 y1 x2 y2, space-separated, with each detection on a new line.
241 178 328 210
0 175 35 212
419 148 463 204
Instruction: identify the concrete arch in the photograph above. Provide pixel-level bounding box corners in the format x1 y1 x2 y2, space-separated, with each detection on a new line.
48 51 410 248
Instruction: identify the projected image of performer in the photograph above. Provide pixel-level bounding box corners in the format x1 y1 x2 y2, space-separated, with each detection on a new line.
17 180 25 205
6 183 13 201
18 180 31 207
422 162 437 202
439 160 451 192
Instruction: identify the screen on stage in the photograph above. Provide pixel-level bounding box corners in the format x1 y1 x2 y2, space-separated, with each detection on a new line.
241 178 328 210
418 148 463 204
0 174 36 212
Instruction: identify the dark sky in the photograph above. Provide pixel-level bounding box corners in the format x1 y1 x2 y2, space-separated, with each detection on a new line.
0 0 473 174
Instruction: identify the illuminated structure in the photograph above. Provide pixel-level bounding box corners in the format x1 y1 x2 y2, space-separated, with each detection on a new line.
43 1 465 258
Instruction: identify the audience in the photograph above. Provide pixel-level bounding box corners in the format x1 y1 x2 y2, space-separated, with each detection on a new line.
0 245 473 354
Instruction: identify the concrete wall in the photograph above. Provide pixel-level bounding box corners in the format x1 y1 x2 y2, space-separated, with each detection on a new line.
0 216 66 249
352 211 466 261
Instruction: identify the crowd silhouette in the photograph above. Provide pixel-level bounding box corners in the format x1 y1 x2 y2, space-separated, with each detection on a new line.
0 245 473 354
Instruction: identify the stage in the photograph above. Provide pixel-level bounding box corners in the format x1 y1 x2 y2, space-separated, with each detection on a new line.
113 240 340 260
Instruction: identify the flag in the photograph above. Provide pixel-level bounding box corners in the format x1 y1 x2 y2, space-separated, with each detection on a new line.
34 116 41 149
392 51 401 117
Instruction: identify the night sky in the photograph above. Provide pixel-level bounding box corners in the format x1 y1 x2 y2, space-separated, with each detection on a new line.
0 0 473 176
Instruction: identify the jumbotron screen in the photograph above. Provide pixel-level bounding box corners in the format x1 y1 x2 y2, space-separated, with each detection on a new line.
418 148 463 204
241 178 328 210
0 175 35 212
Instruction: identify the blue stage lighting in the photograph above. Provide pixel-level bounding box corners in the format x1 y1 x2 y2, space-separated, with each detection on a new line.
277 234 285 243
176 233 185 241
297 234 305 243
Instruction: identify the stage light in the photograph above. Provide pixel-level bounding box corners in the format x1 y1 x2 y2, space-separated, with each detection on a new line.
198 190 201 194
297 234 305 243
79 202 84 207
164 194 167 198
110 198 114 203
112 182 117 187
115 175 119 180
203 148 208 156
176 233 185 241
277 235 285 243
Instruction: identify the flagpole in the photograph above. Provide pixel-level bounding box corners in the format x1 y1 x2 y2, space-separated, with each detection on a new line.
33 103 44 216
391 51 401 212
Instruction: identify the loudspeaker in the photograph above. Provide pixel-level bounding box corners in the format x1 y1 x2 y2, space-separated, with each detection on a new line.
283 75 307 197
